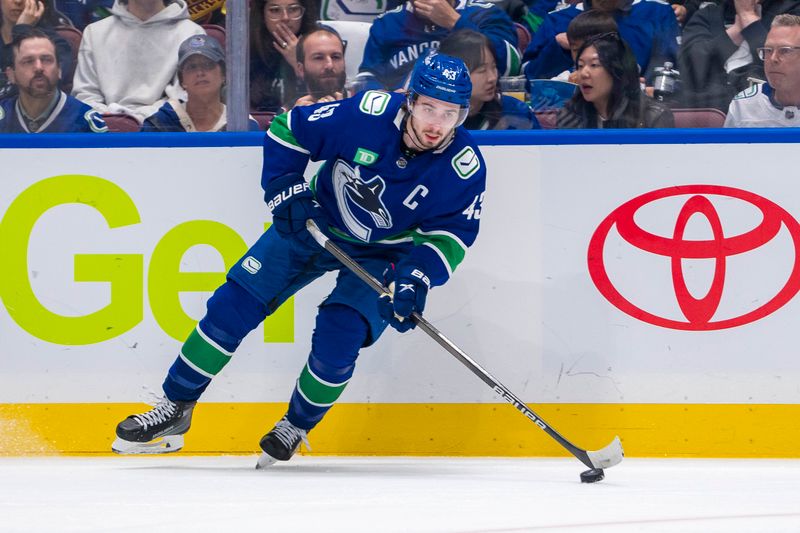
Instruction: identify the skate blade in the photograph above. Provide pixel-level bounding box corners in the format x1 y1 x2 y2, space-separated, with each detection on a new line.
255 452 279 469
111 435 184 455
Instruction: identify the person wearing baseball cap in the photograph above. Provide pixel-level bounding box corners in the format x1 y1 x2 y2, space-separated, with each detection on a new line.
142 34 260 132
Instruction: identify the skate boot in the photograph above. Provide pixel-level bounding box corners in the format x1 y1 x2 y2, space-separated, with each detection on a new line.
112 396 196 454
256 416 310 469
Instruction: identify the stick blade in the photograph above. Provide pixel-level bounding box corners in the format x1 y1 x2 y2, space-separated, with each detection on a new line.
586 435 624 469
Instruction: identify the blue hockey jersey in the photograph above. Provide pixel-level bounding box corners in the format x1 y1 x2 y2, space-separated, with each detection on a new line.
358 0 520 90
263 90 487 287
522 0 680 83
0 91 107 133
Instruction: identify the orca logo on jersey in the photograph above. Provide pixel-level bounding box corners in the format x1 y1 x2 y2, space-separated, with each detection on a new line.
332 160 393 241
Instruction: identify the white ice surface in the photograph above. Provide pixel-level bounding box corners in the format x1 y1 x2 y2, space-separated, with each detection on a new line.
1 456 799 533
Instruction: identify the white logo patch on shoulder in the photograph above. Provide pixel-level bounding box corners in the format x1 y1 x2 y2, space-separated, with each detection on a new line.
451 146 480 179
359 91 390 116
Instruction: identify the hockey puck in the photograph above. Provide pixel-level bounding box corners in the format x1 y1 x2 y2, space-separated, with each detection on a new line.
580 468 604 483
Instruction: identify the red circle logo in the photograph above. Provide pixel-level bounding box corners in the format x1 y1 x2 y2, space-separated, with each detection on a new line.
587 185 800 330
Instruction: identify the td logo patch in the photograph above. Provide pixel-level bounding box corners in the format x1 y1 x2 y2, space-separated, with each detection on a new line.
359 91 390 116
451 147 480 179
354 148 379 165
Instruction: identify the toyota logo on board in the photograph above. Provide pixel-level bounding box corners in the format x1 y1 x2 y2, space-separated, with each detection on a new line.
587 185 800 330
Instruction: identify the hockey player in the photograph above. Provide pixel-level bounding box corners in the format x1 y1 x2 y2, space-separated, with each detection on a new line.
0 28 107 133
112 53 487 467
357 0 520 91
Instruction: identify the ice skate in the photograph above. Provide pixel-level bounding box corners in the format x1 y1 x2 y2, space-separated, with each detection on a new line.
255 416 310 469
112 396 196 454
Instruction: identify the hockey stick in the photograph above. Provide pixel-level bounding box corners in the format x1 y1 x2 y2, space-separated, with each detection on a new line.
306 220 623 479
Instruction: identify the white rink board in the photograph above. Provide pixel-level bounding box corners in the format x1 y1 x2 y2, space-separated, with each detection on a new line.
1 142 799 404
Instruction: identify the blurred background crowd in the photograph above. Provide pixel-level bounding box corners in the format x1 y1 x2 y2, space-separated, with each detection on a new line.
1 0 799 132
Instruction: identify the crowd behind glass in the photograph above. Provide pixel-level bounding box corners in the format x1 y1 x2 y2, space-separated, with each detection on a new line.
1 0 799 133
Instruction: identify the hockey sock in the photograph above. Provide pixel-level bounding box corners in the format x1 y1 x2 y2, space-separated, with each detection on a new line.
287 304 369 430
163 280 268 401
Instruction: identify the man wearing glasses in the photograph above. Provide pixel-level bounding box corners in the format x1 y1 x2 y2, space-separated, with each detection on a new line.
725 14 800 126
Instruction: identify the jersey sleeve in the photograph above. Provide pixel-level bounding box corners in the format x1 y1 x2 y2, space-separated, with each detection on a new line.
456 4 520 76
407 145 487 287
358 16 391 87
261 99 351 191
522 12 572 80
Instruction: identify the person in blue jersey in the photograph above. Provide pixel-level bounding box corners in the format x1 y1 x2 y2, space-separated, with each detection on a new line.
440 29 539 128
111 53 487 467
357 0 520 90
522 0 680 84
141 35 260 132
0 28 106 132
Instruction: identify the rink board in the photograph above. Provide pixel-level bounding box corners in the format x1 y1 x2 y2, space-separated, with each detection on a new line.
1 130 800 456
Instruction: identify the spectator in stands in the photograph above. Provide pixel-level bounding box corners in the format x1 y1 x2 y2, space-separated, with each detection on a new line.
0 28 107 132
141 34 260 132
679 0 800 112
523 0 680 84
439 29 538 129
556 31 674 128
725 14 800 126
292 26 346 107
552 9 618 82
71 0 204 123
249 0 318 112
357 0 519 91
1 0 73 98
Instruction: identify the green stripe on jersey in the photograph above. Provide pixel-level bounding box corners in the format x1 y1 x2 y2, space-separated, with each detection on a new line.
506 42 522 76
181 326 232 377
413 230 466 273
268 112 306 152
297 364 349 407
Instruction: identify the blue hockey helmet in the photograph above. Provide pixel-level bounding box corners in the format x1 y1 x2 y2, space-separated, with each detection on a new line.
409 52 471 106
407 52 472 128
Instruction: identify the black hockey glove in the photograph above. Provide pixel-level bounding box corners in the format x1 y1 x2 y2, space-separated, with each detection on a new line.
264 173 327 250
377 262 430 332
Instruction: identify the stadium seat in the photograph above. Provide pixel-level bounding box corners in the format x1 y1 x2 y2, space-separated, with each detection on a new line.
53 25 81 92
514 22 531 54
250 111 276 131
671 108 727 128
316 20 372 81
202 24 226 51
102 113 141 132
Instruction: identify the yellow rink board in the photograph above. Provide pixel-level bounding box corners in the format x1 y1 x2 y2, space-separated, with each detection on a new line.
1 403 798 457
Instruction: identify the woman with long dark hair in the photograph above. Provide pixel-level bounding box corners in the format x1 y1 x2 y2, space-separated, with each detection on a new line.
557 32 674 128
249 0 318 111
439 29 538 130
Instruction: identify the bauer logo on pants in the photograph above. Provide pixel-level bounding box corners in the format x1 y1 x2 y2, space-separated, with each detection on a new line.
587 185 800 331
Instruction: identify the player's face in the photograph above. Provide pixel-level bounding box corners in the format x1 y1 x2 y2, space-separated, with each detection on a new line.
299 32 346 98
576 46 613 112
9 37 60 99
763 25 800 98
408 94 461 149
264 0 303 36
181 55 225 99
469 46 498 106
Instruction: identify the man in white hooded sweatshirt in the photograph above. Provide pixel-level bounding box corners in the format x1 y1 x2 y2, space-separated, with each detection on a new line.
72 0 204 123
